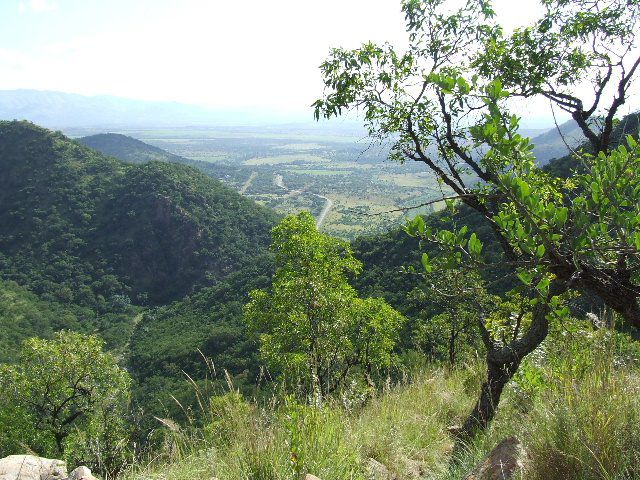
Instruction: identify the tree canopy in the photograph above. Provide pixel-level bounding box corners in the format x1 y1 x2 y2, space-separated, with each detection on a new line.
0 331 131 475
245 212 405 398
315 0 640 438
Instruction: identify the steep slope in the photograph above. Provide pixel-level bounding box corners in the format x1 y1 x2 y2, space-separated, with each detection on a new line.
128 254 275 421
0 121 278 308
0 279 82 363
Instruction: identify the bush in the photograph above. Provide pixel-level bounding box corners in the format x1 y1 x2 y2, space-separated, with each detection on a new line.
0 331 132 476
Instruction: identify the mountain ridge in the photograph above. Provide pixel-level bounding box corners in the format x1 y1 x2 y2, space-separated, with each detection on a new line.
0 120 278 307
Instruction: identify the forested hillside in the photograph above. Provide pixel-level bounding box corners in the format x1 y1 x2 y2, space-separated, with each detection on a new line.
0 120 278 356
2 0 640 477
78 133 186 164
118 111 640 423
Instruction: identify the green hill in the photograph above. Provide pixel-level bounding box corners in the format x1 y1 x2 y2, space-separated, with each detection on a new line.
0 120 279 357
78 133 185 164
0 121 277 306
77 131 244 187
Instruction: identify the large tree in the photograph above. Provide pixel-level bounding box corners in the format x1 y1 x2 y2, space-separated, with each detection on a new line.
314 0 640 439
244 212 405 399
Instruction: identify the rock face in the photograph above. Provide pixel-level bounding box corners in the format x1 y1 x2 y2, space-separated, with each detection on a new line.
0 455 67 480
0 456 97 480
463 437 527 480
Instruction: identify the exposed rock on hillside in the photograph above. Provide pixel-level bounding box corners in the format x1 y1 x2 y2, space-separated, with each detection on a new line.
0 455 97 480
0 455 67 480
463 437 527 480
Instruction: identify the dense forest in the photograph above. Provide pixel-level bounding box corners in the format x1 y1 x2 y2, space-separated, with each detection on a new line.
0 121 278 353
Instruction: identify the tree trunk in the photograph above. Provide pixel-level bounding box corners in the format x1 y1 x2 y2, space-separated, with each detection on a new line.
454 280 566 446
458 355 520 438
448 325 457 367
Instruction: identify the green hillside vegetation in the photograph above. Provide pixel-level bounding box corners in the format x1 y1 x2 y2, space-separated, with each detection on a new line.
0 120 277 358
0 120 277 306
0 279 82 363
128 254 275 427
78 133 186 164
2 0 640 476
126 330 640 480
122 113 638 427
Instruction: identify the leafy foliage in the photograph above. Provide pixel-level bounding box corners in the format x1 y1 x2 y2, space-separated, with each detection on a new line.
0 331 131 476
245 212 405 398
315 0 640 437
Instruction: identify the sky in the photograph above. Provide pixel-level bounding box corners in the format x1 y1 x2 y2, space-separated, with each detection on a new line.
0 0 597 126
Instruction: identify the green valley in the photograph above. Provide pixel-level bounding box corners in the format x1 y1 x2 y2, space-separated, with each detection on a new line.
1 0 640 478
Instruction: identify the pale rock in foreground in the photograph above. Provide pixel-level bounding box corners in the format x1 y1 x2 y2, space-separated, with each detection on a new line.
463 437 527 480
68 466 97 480
0 455 67 480
0 456 97 480
304 475 322 480
367 458 392 480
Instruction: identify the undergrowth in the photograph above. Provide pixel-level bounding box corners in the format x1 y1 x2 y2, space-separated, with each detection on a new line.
125 325 640 480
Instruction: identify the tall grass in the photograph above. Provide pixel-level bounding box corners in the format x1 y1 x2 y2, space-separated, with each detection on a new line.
125 326 640 480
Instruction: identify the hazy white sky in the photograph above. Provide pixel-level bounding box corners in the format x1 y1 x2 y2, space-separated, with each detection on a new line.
0 0 571 124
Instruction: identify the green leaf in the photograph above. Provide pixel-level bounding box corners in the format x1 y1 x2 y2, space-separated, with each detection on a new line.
421 253 433 273
517 270 535 285
555 207 568 226
468 233 483 256
536 277 550 296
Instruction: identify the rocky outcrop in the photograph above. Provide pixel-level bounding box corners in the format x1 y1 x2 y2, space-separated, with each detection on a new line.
463 437 527 480
0 456 96 480
68 467 97 480
0 455 67 480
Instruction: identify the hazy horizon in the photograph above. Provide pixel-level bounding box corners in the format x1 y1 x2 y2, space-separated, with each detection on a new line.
0 0 587 129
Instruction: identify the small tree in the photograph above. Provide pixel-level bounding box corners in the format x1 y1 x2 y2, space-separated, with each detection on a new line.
244 212 405 398
0 331 131 474
409 264 495 366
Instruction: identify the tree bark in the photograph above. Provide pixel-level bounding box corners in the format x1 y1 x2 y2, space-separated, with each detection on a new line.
454 280 566 445
459 356 520 438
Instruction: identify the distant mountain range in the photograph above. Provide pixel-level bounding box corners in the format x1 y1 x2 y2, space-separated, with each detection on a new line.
0 89 585 163
0 89 313 128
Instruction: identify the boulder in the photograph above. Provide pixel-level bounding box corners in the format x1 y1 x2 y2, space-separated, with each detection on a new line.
367 458 392 480
68 466 97 480
0 455 67 480
463 437 527 480
304 475 322 480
